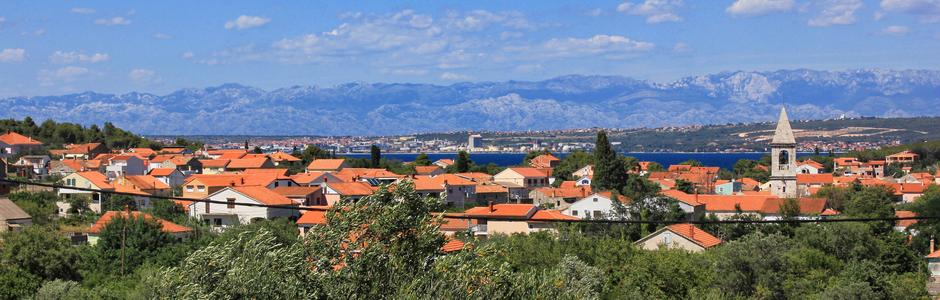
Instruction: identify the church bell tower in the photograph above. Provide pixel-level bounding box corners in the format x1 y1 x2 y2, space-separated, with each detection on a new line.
769 107 797 198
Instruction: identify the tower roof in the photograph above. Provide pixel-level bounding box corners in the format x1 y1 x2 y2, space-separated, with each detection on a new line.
771 107 795 145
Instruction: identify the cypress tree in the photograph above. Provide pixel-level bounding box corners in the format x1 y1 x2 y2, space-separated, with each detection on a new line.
455 151 471 173
592 130 626 192
370 145 381 168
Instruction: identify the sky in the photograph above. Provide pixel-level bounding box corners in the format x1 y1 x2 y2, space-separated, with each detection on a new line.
0 0 938 97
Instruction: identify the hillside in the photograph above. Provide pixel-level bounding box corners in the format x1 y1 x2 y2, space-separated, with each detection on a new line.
2 69 940 136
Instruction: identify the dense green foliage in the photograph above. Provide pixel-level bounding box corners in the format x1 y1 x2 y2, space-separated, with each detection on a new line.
849 140 940 172
0 117 157 150
552 150 592 181
592 131 627 192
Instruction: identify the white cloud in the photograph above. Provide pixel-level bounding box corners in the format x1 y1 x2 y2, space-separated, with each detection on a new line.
808 0 864 26
726 0 794 16
94 17 131 26
181 51 195 59
153 33 173 40
128 68 160 84
444 9 533 31
880 0 940 23
224 15 270 30
440 72 471 80
70 7 95 14
49 51 110 64
0 48 26 63
536 34 654 58
881 25 910 35
617 0 684 23
673 42 691 53
38 66 89 86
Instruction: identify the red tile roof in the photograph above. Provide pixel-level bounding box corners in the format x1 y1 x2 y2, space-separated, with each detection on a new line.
227 158 270 169
324 182 378 196
88 211 191 234
531 209 579 221
506 167 548 178
442 238 465 253
464 204 536 219
269 151 300 162
895 210 918 228
414 166 442 175
797 173 834 185
272 186 321 197
475 184 508 193
75 171 113 189
231 186 295 206
0 132 42 145
666 224 721 249
529 153 560 168
307 159 346 171
297 210 328 225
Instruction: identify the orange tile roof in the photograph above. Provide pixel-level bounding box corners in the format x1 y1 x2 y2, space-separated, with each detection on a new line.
159 147 187 154
739 178 761 187
88 211 191 234
799 159 825 169
269 151 300 162
532 186 592 199
227 158 270 169
410 174 477 191
531 209 579 221
185 173 280 188
820 208 840 216
438 216 472 231
124 175 171 190
455 172 493 182
199 159 230 168
290 172 327 185
927 250 940 259
759 198 827 215
76 171 113 189
668 164 692 172
895 210 918 228
324 182 378 196
128 148 156 157
335 168 406 179
297 210 328 225
272 186 321 197
442 238 465 253
0 132 42 145
307 159 346 171
434 159 454 166
464 204 536 219
666 224 721 248
231 186 295 206
149 168 178 177
63 143 103 154
218 151 248 160
529 153 560 168
797 173 834 185
475 184 508 194
559 181 577 188
414 166 443 175
506 167 548 178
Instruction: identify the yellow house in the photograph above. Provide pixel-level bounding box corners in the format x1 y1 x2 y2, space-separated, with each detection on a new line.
58 171 114 214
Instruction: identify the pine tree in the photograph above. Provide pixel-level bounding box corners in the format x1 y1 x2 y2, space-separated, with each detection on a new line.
455 151 471 173
592 130 626 192
370 145 381 168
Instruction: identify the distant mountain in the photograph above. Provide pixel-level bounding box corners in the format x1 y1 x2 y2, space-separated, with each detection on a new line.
3 69 939 135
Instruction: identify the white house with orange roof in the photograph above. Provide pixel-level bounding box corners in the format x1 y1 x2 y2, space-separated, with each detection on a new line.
104 154 147 179
192 186 300 228
886 150 919 165
493 167 550 201
463 203 577 236
528 153 560 169
563 191 630 219
321 182 378 205
148 168 185 187
58 171 115 214
306 158 347 173
635 224 721 252
412 174 478 207
0 131 43 158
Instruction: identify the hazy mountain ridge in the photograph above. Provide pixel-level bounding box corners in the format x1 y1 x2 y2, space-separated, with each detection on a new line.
3 69 939 135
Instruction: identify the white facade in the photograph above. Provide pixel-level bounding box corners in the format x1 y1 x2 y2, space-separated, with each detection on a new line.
189 188 298 228
563 193 622 219
795 164 820 174
106 156 146 179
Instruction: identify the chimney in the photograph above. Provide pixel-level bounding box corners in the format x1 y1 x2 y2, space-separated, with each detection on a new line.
488 201 494 212
241 177 245 185
932 238 936 254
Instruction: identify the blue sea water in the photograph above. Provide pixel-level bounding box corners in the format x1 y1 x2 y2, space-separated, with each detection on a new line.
340 152 815 170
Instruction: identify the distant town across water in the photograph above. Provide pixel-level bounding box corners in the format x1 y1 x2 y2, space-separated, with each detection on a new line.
341 152 818 170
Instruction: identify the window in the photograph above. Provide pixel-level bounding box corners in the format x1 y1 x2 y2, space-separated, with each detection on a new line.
274 181 279 187
197 185 205 192
214 218 222 226
186 185 194 192
572 210 578 216
593 197 598 202
663 232 673 244
227 198 235 209
778 150 790 166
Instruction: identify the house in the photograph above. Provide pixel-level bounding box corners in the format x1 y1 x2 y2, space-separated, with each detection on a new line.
334 168 406 185
149 168 185 187
412 174 477 208
455 172 493 183
225 157 275 172
126 148 157 159
796 159 824 174
895 210 918 232
161 155 202 176
58 171 114 214
199 159 230 174
432 159 454 169
87 211 191 244
796 174 834 196
306 158 346 173
493 167 550 191
297 210 327 236
181 173 297 200
0 132 43 158
110 175 173 209
474 183 509 204
464 203 577 236
290 171 341 187
414 165 445 176
191 186 299 228
104 155 147 179
268 151 301 167
0 197 32 232
205 149 247 160
13 155 50 178
321 182 378 205
528 153 560 169
529 186 592 210
562 191 630 219
887 150 919 165
159 146 192 155
635 224 721 252
54 143 109 160
438 215 472 236
572 165 593 178
272 186 325 206
50 159 101 176
714 180 743 195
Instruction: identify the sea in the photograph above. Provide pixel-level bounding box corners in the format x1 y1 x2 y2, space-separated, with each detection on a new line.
339 152 816 170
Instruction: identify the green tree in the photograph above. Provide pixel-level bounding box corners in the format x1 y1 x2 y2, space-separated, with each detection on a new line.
370 144 381 167
6 191 59 226
843 186 895 234
592 131 627 192
780 198 801 221
645 162 665 172
552 150 593 181
675 179 695 194
0 264 40 299
94 214 175 275
0 226 82 281
414 153 431 166
678 159 703 167
454 150 471 173
103 194 137 211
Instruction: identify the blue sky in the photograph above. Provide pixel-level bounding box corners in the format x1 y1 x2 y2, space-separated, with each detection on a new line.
0 0 938 97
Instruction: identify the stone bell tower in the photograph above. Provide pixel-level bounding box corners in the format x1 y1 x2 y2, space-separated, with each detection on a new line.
769 106 797 198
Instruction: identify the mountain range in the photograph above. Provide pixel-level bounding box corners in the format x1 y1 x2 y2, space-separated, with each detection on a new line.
3 69 939 136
